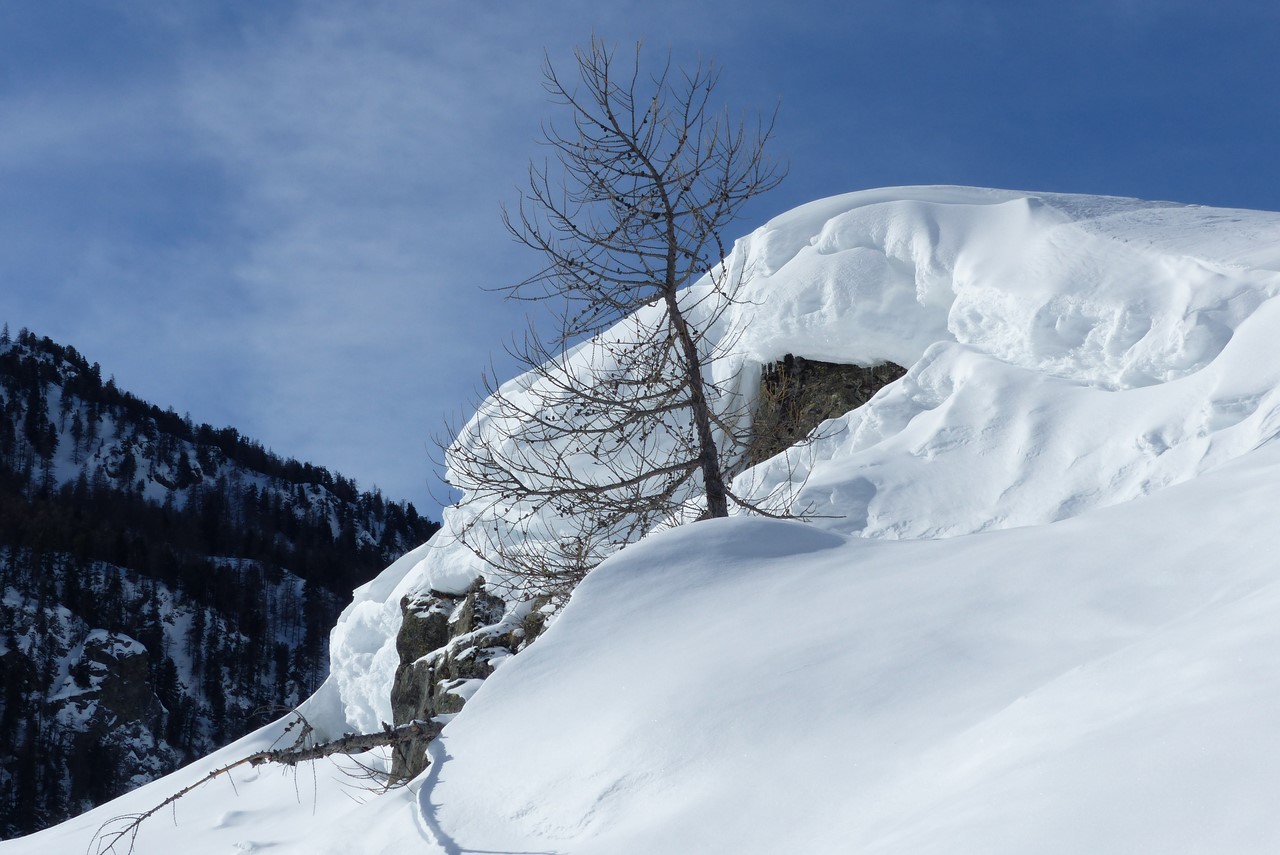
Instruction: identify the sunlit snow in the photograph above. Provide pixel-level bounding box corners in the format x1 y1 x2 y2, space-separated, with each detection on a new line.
7 186 1280 854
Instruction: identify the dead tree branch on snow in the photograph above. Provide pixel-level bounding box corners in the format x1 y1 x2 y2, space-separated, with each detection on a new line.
89 717 442 855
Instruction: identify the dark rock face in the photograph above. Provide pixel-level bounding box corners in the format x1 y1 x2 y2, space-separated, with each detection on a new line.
747 355 907 467
50 631 180 812
388 589 551 782
80 632 163 727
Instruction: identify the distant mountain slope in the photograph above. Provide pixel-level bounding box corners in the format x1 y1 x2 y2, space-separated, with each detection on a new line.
0 326 438 837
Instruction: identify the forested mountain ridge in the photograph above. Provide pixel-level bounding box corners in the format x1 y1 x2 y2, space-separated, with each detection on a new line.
0 325 439 838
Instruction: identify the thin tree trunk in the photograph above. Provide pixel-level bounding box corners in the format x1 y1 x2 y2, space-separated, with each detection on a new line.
664 289 728 518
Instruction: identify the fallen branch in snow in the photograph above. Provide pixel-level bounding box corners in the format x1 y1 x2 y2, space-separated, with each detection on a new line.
89 716 443 855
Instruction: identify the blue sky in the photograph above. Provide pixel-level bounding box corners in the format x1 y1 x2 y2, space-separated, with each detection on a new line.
3 0 1277 518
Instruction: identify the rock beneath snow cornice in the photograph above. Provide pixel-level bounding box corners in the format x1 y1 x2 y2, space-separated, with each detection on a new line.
747 355 907 467
388 588 550 781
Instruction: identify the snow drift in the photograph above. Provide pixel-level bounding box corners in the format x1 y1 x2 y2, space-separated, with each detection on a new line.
8 186 1280 854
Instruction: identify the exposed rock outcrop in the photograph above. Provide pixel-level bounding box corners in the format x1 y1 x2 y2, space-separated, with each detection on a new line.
52 631 180 806
80 631 163 727
56 631 164 730
388 587 551 782
747 355 906 466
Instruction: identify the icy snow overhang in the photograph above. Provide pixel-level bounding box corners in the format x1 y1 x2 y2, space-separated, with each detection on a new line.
328 186 1280 736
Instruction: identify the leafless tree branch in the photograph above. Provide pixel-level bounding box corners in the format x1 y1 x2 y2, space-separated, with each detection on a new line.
443 36 788 599
89 717 442 855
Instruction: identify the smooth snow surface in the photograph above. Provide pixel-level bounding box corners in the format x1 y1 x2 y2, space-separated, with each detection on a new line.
9 186 1280 854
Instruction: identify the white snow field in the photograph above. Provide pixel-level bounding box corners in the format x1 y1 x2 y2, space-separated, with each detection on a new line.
9 186 1280 854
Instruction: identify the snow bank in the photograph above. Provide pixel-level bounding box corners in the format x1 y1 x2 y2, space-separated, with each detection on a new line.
338 186 1280 730
337 446 1280 854
10 186 1280 854
736 189 1280 538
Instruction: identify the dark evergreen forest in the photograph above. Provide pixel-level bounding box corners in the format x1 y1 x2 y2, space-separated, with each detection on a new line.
0 326 439 838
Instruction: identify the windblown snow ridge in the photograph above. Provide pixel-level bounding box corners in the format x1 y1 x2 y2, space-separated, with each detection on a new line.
732 186 1280 537
327 186 1280 733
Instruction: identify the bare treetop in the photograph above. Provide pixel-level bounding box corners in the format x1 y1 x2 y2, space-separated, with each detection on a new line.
504 37 784 342
448 37 786 598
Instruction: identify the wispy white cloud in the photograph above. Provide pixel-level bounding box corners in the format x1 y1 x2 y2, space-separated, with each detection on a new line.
156 0 687 504
7 0 746 511
150 0 772 505
4 0 1277 516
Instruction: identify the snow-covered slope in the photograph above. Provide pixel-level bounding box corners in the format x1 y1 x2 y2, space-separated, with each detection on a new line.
8 186 1280 853
735 188 1280 537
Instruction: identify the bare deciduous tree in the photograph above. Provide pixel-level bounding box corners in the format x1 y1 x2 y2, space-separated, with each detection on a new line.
444 37 784 597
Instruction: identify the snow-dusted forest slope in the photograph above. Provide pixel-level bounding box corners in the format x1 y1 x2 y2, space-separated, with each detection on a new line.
0 332 437 836
8 186 1280 854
